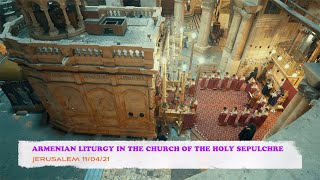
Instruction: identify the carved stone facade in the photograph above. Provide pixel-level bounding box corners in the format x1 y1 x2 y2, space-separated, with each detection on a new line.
0 3 164 138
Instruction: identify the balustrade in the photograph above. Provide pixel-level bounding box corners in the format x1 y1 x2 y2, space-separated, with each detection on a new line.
37 46 62 55
112 49 144 59
73 48 103 57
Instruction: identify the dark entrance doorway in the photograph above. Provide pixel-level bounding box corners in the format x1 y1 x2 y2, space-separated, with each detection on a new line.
123 0 141 7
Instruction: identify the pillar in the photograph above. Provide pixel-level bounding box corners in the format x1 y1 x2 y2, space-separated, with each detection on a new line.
219 6 242 71
288 28 306 54
26 8 44 36
195 0 215 51
263 92 303 139
225 10 254 75
75 0 84 28
174 0 185 34
41 6 59 36
279 96 311 129
309 40 320 62
60 5 75 33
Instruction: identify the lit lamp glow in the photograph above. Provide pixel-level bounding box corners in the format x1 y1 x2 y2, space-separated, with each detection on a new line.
271 49 276 54
292 73 297 77
284 64 289 69
180 27 184 33
198 57 205 64
277 56 283 61
191 32 197 39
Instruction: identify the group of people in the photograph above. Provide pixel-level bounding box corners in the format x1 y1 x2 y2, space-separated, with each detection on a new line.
217 106 269 128
199 72 246 91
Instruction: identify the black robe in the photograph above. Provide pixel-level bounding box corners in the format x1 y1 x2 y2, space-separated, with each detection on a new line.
238 124 257 140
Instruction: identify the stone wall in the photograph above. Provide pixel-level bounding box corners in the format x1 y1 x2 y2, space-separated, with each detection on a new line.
141 0 157 7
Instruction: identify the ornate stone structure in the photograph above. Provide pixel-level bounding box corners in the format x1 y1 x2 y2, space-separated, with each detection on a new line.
1 3 164 138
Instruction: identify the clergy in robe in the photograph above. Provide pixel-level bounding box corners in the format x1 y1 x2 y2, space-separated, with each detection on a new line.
212 72 221 90
268 90 280 106
256 108 268 127
249 83 258 94
237 107 251 126
230 74 239 90
188 79 196 96
247 110 260 126
245 78 255 93
218 107 228 126
238 124 256 141
246 67 258 82
236 75 246 91
262 81 273 96
200 73 208 90
207 73 215 89
248 91 261 108
221 72 230 91
227 107 238 127
254 96 267 110
190 97 198 113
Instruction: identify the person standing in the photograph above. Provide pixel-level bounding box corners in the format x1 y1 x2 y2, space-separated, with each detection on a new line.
238 124 257 141
237 107 251 126
212 72 221 90
247 110 260 126
188 79 196 96
268 90 280 106
254 96 267 110
262 80 273 96
230 74 239 90
207 73 215 89
227 107 238 127
248 91 261 108
235 75 245 91
221 72 230 91
246 67 258 82
218 107 228 126
200 73 208 90
245 78 255 93
256 108 269 127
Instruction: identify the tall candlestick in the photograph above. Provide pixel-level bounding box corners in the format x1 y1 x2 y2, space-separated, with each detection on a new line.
162 63 167 103
180 71 186 105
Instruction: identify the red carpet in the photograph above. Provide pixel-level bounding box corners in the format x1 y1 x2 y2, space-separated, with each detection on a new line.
194 87 280 141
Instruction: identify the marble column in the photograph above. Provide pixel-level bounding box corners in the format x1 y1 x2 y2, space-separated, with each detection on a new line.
195 0 215 52
26 8 44 36
309 40 320 62
60 5 75 33
289 28 306 54
219 6 242 71
75 0 84 28
263 92 303 139
41 6 59 36
174 0 184 35
225 10 254 75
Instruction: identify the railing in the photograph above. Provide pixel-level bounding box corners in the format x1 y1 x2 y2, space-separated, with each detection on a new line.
276 41 308 63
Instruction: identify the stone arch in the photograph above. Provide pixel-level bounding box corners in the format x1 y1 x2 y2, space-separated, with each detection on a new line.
48 1 66 31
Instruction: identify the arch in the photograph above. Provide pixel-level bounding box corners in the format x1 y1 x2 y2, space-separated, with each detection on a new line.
48 1 66 31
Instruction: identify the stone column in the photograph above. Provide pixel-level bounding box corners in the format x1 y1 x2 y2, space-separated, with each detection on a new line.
279 96 310 129
219 6 242 71
41 6 59 36
195 0 215 52
309 40 320 62
174 0 185 34
75 0 84 28
26 8 44 36
263 92 303 139
60 4 75 33
225 10 254 75
288 28 306 54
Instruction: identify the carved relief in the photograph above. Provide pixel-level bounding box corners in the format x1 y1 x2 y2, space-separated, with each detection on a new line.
87 88 118 126
53 86 87 113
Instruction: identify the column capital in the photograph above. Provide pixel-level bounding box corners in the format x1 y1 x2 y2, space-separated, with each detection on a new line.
174 0 184 3
298 79 320 101
240 10 253 20
233 6 242 14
